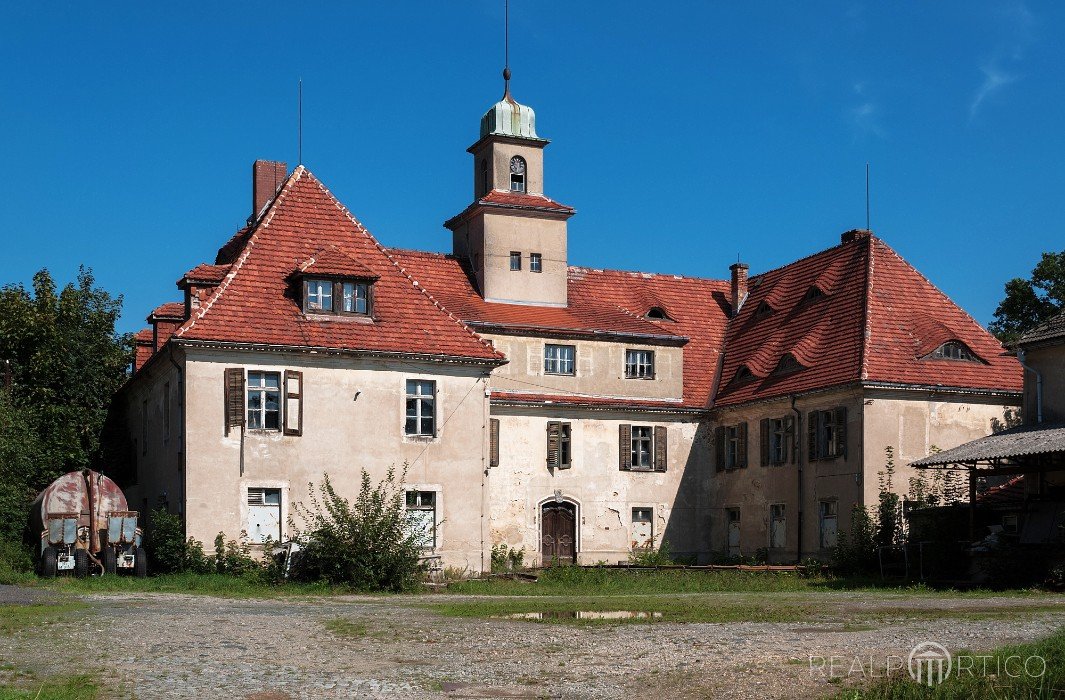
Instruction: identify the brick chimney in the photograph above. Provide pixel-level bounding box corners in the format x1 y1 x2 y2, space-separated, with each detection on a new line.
841 228 872 244
252 160 288 220
729 262 749 317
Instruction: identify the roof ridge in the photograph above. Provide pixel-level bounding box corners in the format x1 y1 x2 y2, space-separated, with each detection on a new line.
314 177 503 360
178 166 305 338
748 234 867 283
568 265 729 285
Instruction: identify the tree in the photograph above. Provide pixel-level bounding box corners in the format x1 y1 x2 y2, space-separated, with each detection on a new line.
0 268 131 544
989 251 1065 344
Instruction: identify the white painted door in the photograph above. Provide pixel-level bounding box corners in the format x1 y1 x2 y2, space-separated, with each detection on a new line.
631 508 653 549
727 510 741 557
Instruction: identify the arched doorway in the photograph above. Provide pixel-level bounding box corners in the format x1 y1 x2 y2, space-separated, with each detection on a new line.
541 500 577 565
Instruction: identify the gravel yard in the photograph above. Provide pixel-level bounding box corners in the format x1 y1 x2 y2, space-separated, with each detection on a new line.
1 586 1063 699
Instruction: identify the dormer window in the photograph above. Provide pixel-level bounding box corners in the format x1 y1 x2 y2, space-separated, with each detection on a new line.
731 365 755 384
929 341 978 362
646 306 673 321
754 300 774 319
802 286 825 303
303 277 373 317
510 156 526 192
774 353 802 375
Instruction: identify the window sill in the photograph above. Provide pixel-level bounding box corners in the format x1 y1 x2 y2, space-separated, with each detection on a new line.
624 376 656 381
543 372 576 377
303 312 376 324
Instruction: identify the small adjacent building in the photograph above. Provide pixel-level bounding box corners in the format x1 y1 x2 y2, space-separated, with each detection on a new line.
118 79 1022 570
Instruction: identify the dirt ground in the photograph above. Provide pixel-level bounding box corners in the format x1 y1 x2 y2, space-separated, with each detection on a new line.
1 587 1063 699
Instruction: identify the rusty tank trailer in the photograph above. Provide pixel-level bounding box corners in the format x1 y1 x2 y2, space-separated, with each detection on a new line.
30 469 146 578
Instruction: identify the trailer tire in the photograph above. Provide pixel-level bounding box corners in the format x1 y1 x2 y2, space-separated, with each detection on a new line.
103 547 117 575
74 549 89 578
134 547 147 578
40 547 58 578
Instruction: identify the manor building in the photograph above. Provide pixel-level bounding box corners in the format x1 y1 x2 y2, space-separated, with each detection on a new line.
122 83 1022 569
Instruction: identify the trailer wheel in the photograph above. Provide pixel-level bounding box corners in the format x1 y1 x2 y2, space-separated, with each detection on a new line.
103 547 117 575
74 549 89 578
134 547 147 578
40 547 58 578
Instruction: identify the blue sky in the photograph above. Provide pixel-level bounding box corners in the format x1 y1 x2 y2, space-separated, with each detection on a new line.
1 2 1061 335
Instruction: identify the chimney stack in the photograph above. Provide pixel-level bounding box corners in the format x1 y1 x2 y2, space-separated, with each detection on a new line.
841 228 872 244
252 160 288 220
729 262 749 317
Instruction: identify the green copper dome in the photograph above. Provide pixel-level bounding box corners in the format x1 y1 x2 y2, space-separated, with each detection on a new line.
480 89 540 140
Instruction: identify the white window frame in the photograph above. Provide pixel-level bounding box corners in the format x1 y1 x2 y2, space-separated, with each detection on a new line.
530 253 542 273
630 425 653 470
247 370 282 431
341 281 369 315
405 379 436 437
769 418 787 464
544 344 575 375
819 500 838 549
305 278 333 312
625 349 655 379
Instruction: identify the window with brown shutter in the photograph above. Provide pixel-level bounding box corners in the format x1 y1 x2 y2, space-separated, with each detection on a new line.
547 421 561 468
760 418 770 466
489 418 500 467
619 424 632 471
807 411 819 462
714 425 726 471
653 426 667 472
224 368 245 436
808 407 847 460
736 422 748 468
283 370 303 436
834 406 847 459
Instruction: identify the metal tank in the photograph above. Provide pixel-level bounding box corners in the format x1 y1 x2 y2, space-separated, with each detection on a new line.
30 469 145 578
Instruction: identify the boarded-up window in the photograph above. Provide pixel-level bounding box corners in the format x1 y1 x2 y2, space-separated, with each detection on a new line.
283 370 303 436
819 500 838 549
489 418 500 467
405 491 436 549
631 507 653 549
224 368 245 436
246 487 281 543
770 504 786 549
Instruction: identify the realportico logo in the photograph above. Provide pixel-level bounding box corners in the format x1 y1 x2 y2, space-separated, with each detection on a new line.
809 640 1046 685
908 641 951 686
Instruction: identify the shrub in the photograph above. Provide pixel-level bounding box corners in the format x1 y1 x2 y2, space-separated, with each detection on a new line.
628 539 673 567
490 544 527 572
832 504 878 576
145 508 186 574
288 468 426 591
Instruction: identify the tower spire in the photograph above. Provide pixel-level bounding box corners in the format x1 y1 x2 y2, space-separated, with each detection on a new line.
502 0 512 98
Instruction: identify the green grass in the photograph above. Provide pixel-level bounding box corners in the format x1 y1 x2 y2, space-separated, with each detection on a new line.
0 676 98 700
28 572 350 598
828 628 1065 699
0 603 86 635
446 567 1045 598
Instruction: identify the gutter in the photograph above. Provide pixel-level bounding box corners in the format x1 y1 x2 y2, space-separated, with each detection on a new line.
465 321 689 346
1016 349 1044 424
172 339 508 368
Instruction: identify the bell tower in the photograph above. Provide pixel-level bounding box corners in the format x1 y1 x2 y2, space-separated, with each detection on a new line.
445 68 574 307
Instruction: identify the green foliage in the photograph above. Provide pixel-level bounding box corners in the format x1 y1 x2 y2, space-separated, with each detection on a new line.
989 249 1065 344
876 447 903 549
490 544 526 572
833 504 878 576
288 468 427 591
0 674 98 699
0 268 131 548
144 508 185 574
628 539 674 567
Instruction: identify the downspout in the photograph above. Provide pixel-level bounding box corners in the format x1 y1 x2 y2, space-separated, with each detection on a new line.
166 346 186 537
791 395 804 564
1016 349 1043 424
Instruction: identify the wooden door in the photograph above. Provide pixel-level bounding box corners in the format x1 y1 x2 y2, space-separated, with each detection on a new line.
541 502 576 565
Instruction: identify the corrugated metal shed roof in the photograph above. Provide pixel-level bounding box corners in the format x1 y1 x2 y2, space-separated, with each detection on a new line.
912 424 1065 467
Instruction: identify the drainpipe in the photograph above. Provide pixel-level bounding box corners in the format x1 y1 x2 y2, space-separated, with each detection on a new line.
1016 349 1043 424
166 346 186 537
791 396 804 564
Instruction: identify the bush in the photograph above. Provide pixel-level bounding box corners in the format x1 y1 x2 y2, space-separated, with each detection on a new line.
490 544 526 572
288 468 426 591
833 504 878 576
144 508 185 574
628 539 673 567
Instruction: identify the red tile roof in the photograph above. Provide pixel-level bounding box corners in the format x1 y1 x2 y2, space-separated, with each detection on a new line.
172 168 503 363
179 263 229 285
389 249 731 408
148 302 186 321
297 245 378 279
715 233 1022 407
444 190 574 229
